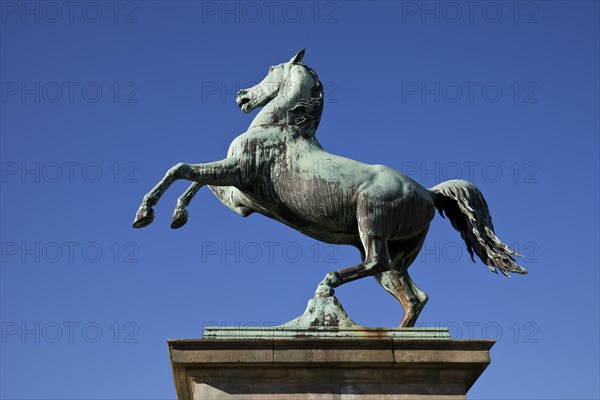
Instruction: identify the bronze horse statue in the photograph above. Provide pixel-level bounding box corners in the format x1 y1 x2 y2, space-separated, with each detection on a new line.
133 49 526 327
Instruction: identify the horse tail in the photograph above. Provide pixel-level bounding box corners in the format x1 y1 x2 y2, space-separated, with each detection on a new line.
429 179 527 277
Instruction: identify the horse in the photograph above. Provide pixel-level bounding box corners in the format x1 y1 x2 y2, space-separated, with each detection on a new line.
133 49 527 327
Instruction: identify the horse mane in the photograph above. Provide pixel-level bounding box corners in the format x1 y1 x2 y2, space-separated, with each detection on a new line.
286 64 324 136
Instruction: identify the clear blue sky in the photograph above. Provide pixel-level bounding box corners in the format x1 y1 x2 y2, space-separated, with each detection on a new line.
1 1 598 399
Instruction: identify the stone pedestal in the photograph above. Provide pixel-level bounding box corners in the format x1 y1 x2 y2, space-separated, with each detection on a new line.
168 334 494 399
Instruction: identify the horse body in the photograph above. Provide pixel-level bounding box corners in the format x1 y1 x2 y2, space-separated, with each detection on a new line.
210 122 436 248
133 49 526 327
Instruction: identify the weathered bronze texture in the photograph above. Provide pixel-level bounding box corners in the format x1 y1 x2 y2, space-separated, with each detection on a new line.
134 50 526 327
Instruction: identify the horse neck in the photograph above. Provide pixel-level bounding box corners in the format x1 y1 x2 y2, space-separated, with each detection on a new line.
249 72 322 135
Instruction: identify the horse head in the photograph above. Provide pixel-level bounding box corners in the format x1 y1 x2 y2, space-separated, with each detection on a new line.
236 49 323 134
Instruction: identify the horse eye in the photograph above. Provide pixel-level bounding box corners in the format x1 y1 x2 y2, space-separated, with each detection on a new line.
269 66 275 72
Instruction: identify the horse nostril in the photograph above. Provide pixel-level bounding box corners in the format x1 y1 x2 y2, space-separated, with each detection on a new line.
237 90 246 97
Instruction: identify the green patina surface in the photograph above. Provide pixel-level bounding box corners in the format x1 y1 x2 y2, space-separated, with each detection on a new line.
135 50 526 329
203 326 452 340
203 296 451 339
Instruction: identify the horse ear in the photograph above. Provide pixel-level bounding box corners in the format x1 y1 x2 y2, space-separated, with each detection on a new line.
290 48 305 64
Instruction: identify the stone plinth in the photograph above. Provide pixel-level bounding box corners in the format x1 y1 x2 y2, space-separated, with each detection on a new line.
168 335 494 399
203 326 452 340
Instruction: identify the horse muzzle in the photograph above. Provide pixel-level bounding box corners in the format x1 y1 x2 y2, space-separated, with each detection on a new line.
236 90 252 113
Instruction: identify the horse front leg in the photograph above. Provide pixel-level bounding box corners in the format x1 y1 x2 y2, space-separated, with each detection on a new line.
132 157 247 228
170 182 201 229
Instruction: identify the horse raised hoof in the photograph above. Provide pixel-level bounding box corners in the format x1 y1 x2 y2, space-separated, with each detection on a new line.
170 208 188 229
132 205 155 228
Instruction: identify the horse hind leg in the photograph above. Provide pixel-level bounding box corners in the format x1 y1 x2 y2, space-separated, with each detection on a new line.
375 231 429 327
315 235 391 297
315 216 393 297
375 269 428 327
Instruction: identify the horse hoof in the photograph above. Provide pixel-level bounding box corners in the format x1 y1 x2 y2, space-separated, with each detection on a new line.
170 208 188 229
132 205 155 228
315 284 335 298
